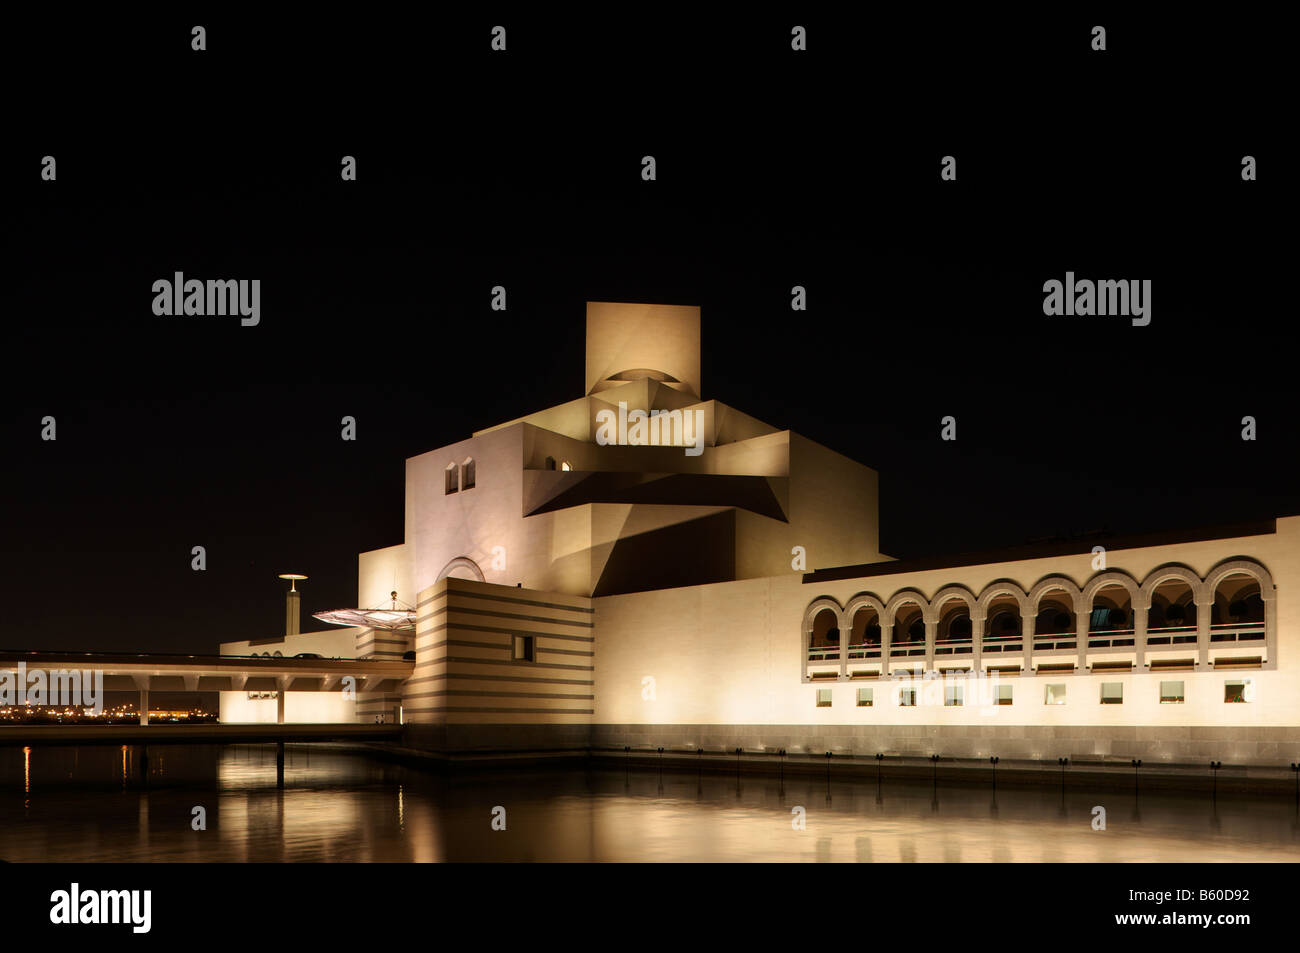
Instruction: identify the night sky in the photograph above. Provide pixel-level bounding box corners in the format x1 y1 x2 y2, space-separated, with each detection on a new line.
5 11 1295 661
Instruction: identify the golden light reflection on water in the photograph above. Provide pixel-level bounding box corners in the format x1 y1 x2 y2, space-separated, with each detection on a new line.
1 747 1298 862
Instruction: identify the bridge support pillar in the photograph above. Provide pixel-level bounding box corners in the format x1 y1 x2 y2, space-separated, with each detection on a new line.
276 742 285 788
276 690 285 724
138 689 149 726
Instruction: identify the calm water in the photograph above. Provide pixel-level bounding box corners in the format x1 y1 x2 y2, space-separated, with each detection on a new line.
1 744 1298 862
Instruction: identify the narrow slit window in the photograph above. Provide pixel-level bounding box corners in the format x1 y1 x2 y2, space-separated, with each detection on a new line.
444 463 459 494
461 458 475 490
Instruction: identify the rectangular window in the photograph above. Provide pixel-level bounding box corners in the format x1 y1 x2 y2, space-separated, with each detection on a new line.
1159 680 1185 704
945 685 963 707
899 688 917 707
1100 682 1123 705
461 459 476 490
512 634 535 662
816 688 832 708
1224 679 1250 703
1044 683 1067 705
856 687 872 707
444 466 458 494
995 684 1013 706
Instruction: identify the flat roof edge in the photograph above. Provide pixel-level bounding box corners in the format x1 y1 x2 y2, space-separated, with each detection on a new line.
802 518 1279 584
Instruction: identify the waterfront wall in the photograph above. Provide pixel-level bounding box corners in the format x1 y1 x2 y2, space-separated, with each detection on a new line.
396 722 1300 767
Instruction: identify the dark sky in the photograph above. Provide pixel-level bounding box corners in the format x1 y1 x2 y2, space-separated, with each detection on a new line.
5 11 1294 658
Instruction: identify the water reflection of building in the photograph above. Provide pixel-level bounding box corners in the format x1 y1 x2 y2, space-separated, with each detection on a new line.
220 302 1299 766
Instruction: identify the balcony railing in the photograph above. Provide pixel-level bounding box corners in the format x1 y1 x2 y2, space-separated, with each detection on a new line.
1087 627 1136 649
1032 635 1077 651
809 623 1266 665
1210 623 1265 643
889 641 925 658
982 634 1022 653
1146 624 1197 646
934 637 973 656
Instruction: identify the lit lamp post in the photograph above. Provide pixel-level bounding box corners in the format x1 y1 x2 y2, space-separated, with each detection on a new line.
276 574 307 726
278 573 309 637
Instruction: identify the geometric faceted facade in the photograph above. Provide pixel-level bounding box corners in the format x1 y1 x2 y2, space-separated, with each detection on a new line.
224 302 1300 766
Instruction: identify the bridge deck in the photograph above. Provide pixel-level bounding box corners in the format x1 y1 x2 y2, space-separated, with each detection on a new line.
0 650 412 694
0 723 401 746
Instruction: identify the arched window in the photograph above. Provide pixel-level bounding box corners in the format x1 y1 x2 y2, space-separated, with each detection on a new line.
545 456 556 471
848 605 881 659
1211 574 1266 642
1148 578 1197 636
560 460 573 472
461 457 476 490
936 600 974 653
1088 584 1134 634
890 603 926 658
444 463 459 494
809 608 840 660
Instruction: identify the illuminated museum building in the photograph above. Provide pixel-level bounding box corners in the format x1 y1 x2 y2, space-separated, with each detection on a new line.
220 302 1299 764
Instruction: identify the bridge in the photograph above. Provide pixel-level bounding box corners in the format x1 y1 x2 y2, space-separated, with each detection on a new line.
0 649 413 725
0 722 401 746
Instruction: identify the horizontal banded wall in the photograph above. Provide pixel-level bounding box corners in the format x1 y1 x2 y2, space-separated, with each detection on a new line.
403 576 594 728
355 625 412 661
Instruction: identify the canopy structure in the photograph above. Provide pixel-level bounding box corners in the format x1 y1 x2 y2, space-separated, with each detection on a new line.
312 591 415 631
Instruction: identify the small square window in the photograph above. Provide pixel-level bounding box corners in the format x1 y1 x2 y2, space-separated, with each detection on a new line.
995 684 1013 706
1100 682 1123 705
1159 680 1185 704
1044 683 1067 705
899 688 917 707
512 634 535 662
1224 679 1251 704
945 685 963 707
816 688 832 708
856 687 872 707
